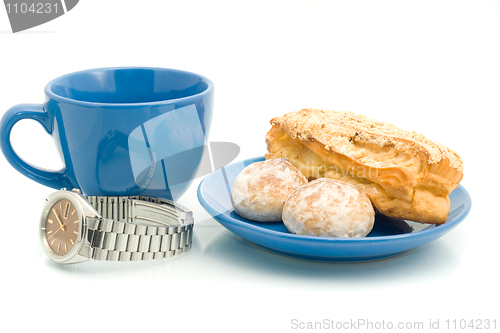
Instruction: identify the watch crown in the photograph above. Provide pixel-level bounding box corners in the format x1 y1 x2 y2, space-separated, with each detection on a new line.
71 188 81 194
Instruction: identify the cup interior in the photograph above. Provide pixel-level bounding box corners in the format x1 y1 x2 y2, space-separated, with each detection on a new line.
48 68 211 104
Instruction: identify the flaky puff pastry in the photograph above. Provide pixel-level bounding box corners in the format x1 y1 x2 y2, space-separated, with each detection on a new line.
265 109 464 224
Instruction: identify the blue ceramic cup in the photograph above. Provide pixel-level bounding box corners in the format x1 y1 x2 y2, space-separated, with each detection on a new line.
1 67 214 201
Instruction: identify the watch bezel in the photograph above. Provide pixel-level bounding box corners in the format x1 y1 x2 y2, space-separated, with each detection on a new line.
39 190 95 264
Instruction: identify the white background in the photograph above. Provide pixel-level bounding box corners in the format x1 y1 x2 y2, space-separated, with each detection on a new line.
1 1 499 332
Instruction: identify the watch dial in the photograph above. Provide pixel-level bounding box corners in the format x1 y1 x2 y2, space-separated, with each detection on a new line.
44 199 80 255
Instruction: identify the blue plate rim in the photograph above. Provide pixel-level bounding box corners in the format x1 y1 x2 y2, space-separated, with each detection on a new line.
197 156 472 244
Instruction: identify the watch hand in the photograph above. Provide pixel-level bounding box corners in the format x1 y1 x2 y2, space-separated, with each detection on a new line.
53 209 66 231
47 224 66 241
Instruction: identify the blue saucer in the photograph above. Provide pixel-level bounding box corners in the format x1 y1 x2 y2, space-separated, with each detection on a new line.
197 157 471 262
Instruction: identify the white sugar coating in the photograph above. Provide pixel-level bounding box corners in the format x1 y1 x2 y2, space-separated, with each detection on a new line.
231 158 308 222
283 178 375 237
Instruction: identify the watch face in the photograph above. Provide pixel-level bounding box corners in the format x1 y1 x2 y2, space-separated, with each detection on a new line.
44 199 80 255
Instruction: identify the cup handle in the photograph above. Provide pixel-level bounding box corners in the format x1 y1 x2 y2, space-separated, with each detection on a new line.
0 104 75 190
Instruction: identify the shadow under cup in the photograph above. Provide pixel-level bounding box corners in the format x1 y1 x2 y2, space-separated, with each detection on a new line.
1 67 214 201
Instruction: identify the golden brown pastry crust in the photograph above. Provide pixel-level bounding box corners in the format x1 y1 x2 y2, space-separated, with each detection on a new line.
265 109 464 224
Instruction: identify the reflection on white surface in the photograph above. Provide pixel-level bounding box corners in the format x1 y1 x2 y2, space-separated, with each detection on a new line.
201 228 462 283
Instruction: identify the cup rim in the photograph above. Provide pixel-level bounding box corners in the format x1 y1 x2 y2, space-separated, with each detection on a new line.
44 67 214 108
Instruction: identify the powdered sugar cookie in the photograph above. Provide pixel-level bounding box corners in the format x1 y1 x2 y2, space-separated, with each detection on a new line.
231 158 307 222
283 178 375 237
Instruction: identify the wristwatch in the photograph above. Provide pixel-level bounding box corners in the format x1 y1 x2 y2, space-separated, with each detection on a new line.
39 188 194 264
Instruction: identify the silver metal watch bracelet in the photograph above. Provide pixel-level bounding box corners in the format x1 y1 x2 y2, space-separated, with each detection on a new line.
80 196 194 261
